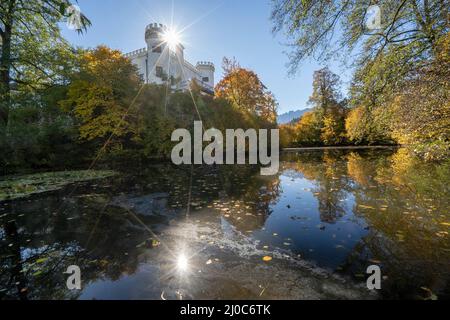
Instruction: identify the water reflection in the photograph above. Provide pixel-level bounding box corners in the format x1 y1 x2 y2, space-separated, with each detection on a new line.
1 148 449 299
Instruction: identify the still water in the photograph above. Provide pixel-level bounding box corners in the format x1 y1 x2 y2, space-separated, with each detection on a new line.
1 148 449 299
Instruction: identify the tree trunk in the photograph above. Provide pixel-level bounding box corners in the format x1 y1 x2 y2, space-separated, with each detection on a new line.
0 0 16 126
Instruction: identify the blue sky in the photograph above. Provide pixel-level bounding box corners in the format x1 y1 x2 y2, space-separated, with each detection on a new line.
62 0 352 114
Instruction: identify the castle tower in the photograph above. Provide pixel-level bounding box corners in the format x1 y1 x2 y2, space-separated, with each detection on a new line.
196 62 215 89
144 23 185 86
145 23 167 54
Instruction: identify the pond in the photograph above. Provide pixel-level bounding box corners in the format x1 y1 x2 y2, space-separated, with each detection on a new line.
1 148 449 300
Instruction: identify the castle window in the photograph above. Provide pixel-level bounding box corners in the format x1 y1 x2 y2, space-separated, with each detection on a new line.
156 66 163 78
202 77 209 82
152 45 162 53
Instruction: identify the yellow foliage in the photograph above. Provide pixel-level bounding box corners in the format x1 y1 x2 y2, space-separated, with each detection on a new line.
215 58 277 123
346 152 370 186
389 33 450 161
279 124 295 148
60 46 141 147
293 111 321 146
345 106 367 144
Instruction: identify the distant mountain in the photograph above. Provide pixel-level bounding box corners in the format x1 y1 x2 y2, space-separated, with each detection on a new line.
277 109 311 124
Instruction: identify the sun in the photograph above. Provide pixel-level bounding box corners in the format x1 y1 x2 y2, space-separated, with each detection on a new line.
162 28 181 51
176 253 188 271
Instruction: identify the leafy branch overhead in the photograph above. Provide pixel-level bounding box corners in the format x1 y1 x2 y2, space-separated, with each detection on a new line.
0 0 91 125
271 0 449 73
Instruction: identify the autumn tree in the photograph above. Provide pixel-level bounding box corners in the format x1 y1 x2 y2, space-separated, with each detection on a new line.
279 123 296 148
293 111 322 146
321 105 346 145
307 67 347 145
271 0 448 74
215 57 278 124
272 0 449 158
346 28 449 152
0 0 90 126
390 33 450 160
60 46 141 151
346 43 417 145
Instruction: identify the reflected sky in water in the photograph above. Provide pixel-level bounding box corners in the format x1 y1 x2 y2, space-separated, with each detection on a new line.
1 148 449 300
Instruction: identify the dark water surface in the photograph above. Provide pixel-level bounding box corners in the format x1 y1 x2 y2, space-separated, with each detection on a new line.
1 148 449 300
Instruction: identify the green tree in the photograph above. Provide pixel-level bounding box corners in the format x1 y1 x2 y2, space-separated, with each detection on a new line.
308 67 347 145
271 0 448 74
0 0 90 126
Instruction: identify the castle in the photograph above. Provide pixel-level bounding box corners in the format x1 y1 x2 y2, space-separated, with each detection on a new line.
125 23 215 95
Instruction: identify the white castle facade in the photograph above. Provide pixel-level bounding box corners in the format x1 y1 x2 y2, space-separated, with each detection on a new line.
125 23 215 94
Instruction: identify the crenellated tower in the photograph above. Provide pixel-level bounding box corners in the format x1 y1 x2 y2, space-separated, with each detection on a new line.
145 23 166 53
196 61 215 89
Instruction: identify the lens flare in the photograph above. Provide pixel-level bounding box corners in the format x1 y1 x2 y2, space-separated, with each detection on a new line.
163 28 181 50
177 253 188 271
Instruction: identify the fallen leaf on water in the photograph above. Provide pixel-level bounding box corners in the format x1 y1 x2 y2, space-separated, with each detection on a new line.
369 259 381 264
358 204 376 210
259 287 266 297
262 256 272 262
151 239 160 247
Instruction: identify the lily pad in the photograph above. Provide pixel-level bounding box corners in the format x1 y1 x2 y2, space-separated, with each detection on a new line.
0 170 117 201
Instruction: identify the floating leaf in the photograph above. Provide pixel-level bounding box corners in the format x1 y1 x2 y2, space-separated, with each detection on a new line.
369 259 381 264
262 256 272 262
358 204 375 210
151 239 160 247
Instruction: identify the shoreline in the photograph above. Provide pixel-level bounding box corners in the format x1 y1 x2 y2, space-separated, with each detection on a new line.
282 145 400 152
